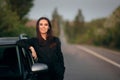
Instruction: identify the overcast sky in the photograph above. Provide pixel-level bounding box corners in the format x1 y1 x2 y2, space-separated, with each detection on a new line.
28 0 120 21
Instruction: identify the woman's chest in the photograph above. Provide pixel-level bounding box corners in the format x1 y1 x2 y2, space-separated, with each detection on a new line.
35 46 58 62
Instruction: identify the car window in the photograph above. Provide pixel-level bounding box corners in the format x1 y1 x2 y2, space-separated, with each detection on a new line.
0 45 20 77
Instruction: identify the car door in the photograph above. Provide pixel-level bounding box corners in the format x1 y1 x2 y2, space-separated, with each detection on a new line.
0 45 21 80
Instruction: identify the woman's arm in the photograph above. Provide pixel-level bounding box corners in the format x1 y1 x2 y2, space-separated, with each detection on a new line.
17 39 38 60
29 46 38 60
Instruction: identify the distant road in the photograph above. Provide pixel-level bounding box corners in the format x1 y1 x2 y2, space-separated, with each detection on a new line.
62 44 120 80
60 25 120 80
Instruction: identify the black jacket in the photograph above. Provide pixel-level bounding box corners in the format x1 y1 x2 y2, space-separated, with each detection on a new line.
17 37 65 80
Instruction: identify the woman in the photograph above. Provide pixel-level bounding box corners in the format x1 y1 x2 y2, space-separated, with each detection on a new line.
17 17 65 80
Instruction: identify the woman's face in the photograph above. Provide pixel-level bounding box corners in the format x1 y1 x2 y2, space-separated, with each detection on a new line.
39 19 49 34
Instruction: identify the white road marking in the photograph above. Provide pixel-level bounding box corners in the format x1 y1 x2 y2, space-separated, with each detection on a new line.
77 46 120 68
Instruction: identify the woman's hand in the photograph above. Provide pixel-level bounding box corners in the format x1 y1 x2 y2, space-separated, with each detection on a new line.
29 46 37 60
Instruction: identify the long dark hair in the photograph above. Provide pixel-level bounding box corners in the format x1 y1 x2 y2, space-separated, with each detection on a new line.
36 17 53 44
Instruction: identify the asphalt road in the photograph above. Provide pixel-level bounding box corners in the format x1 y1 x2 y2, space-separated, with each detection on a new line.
60 26 120 80
62 43 120 80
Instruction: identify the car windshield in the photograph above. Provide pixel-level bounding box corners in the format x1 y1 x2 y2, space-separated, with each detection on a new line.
0 45 20 77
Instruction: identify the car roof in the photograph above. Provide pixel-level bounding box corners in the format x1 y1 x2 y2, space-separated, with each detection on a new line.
0 37 19 45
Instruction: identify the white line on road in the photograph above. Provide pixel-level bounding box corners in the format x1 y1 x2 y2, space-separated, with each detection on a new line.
77 46 120 68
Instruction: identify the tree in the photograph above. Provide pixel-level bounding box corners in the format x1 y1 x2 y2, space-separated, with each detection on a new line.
74 9 84 23
7 0 33 20
0 0 20 36
51 8 61 36
0 0 35 37
64 9 85 43
102 6 120 48
73 9 85 38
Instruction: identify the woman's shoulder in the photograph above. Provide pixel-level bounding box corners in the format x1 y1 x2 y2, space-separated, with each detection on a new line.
52 36 61 44
53 36 59 41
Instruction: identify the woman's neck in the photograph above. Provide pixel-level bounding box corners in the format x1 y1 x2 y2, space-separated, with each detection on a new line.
41 33 47 40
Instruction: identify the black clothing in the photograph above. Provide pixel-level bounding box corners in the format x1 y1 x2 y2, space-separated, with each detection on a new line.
17 37 65 80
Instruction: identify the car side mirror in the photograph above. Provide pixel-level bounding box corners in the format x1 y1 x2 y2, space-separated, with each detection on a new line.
31 63 48 72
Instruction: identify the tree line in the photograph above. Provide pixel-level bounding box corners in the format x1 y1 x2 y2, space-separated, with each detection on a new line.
64 6 120 50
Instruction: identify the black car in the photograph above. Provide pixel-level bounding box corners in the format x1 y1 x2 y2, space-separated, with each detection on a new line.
0 34 48 80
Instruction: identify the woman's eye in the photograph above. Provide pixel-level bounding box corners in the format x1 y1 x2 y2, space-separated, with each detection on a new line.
45 24 48 26
40 23 43 26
